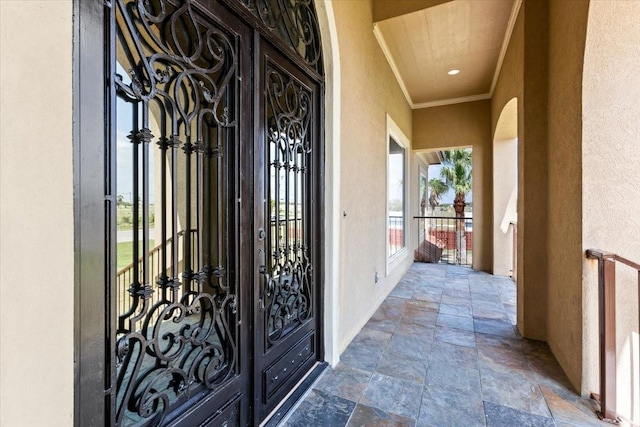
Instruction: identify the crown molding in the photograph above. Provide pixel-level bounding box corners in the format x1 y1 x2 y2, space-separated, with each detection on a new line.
373 0 522 110
490 0 522 96
373 23 414 108
413 93 491 109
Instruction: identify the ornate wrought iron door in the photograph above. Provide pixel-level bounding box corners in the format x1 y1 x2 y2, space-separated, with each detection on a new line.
110 1 251 425
253 40 322 422
106 0 324 425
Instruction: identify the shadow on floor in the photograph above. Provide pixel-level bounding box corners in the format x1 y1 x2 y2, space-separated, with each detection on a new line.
282 263 609 427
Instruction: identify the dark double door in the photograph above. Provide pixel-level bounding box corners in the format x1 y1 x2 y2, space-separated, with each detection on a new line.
110 0 323 425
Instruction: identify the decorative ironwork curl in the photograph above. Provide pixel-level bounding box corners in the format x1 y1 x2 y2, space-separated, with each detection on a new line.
114 0 239 424
263 62 314 346
115 294 236 425
242 0 323 73
115 0 237 132
264 253 312 344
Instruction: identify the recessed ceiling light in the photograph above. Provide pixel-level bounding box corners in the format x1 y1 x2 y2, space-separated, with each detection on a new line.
448 69 460 76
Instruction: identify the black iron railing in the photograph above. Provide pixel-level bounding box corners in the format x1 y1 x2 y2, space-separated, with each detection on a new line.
414 216 472 266
269 216 304 260
116 229 198 318
389 215 404 257
586 249 640 425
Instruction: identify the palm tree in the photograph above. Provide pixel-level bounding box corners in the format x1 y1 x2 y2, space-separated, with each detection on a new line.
439 149 472 264
428 178 448 212
439 149 472 218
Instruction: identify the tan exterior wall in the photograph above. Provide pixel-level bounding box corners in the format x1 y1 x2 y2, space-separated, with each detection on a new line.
520 0 549 342
492 3 550 343
413 100 493 273
546 0 589 393
491 2 590 392
491 11 523 128
491 9 526 332
331 0 414 352
0 1 75 426
316 0 341 366
583 2 640 420
372 0 450 23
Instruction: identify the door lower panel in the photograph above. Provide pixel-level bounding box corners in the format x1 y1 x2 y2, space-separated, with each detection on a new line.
264 332 315 401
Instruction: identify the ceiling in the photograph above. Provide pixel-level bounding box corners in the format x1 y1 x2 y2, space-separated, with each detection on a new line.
373 0 520 109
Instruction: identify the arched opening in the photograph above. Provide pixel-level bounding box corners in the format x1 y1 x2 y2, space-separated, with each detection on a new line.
492 98 518 279
415 147 474 267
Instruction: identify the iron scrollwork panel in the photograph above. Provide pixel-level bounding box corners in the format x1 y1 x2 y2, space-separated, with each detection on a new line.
261 61 314 348
113 0 239 425
241 0 323 74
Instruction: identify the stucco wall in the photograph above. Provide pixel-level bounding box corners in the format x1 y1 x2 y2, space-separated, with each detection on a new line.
372 0 450 23
490 8 526 331
520 0 549 342
413 100 493 273
583 2 640 420
491 11 523 129
316 0 341 366
0 1 75 426
546 0 589 393
331 0 414 352
491 3 550 342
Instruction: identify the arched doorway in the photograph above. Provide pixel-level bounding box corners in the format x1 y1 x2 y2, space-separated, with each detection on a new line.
492 98 518 278
103 1 326 425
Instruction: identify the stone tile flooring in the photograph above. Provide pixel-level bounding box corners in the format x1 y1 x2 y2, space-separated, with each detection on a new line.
282 263 611 427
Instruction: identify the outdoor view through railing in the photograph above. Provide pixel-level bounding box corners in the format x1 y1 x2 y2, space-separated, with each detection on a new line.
389 215 404 257
116 229 198 320
116 215 304 319
414 216 472 266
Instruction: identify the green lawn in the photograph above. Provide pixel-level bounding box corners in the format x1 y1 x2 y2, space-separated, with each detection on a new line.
117 240 155 270
117 204 154 231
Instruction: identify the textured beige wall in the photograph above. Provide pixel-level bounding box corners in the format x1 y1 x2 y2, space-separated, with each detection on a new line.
372 0 451 22
413 100 493 272
583 2 640 419
0 1 74 426
546 0 589 393
414 101 491 151
520 0 549 342
490 9 526 330
332 0 414 351
316 0 342 366
491 11 523 129
492 3 551 342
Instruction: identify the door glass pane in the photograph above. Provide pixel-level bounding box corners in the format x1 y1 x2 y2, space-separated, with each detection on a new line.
264 62 313 346
113 1 239 424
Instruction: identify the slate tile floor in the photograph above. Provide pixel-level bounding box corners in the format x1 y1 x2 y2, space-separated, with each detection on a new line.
282 263 612 427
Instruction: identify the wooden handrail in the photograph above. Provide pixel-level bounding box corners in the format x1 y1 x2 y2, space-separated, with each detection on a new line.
116 229 188 276
587 249 640 271
586 248 640 425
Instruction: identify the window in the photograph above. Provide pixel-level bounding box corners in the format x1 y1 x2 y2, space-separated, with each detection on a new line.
388 137 405 257
386 115 409 267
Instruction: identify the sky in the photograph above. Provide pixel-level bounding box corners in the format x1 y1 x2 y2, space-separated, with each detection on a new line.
428 163 473 204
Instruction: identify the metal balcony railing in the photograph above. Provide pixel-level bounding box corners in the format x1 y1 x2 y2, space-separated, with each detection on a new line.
389 215 404 257
586 249 640 424
414 216 472 266
116 229 198 318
